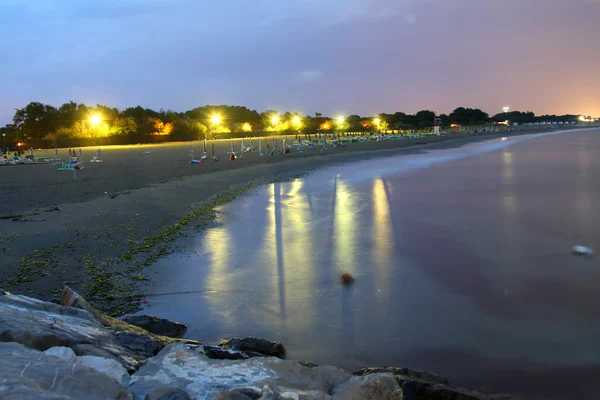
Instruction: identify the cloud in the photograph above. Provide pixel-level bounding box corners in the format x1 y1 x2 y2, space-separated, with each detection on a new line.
296 69 324 82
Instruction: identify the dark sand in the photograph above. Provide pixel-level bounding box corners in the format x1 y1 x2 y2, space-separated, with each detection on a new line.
0 128 586 311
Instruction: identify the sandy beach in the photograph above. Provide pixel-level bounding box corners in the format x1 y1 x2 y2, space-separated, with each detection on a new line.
0 128 585 313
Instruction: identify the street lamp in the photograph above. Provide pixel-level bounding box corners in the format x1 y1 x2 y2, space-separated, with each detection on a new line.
90 115 101 125
210 115 221 139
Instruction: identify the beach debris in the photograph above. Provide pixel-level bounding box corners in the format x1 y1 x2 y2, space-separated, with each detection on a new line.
341 273 354 284
572 245 594 257
230 153 236 161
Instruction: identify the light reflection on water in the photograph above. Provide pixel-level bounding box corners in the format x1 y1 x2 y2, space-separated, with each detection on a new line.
147 129 600 399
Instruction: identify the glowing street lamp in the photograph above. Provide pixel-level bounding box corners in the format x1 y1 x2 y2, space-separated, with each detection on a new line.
271 115 280 125
336 116 345 124
211 115 221 124
374 118 381 126
90 115 101 125
502 106 510 113
292 116 301 126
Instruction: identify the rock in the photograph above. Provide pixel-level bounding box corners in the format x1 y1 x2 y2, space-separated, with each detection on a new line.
60 286 200 359
219 337 286 359
44 346 77 361
0 291 143 372
146 387 192 400
113 331 165 358
129 343 350 400
333 373 402 400
211 392 255 400
0 342 132 400
200 345 264 360
79 355 130 385
353 367 510 400
122 315 188 338
353 367 449 385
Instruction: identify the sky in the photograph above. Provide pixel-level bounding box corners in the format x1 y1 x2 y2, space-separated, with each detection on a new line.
1 0 599 125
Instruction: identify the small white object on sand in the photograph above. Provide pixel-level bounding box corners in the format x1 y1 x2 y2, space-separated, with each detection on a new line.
572 245 594 257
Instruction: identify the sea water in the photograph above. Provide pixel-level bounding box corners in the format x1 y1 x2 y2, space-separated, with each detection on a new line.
146 128 600 399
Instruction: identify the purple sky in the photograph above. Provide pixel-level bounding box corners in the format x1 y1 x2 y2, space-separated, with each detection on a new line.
1 0 599 125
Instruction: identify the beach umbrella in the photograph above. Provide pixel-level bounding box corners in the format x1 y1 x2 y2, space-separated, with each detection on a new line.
212 143 219 161
189 148 194 159
29 147 34 156
54 145 59 158
239 139 245 160
78 148 83 161
201 139 207 160
258 138 263 157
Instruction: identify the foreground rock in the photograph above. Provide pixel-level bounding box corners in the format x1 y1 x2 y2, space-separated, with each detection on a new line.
0 287 200 372
219 337 286 359
1 290 511 399
129 342 352 399
122 315 188 338
354 367 511 399
0 342 132 399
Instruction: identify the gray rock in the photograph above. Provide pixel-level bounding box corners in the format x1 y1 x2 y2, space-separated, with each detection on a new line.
145 387 192 400
129 343 349 400
0 342 132 400
353 367 449 385
353 367 510 400
0 291 143 372
333 373 402 400
60 286 200 360
211 392 255 400
219 337 286 359
200 345 264 360
122 315 188 338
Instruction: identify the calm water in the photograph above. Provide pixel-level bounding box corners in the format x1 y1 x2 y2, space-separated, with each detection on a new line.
145 129 600 400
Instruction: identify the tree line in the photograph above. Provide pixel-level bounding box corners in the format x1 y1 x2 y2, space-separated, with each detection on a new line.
0 101 582 143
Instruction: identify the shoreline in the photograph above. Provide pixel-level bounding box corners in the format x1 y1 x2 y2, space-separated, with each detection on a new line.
0 127 585 314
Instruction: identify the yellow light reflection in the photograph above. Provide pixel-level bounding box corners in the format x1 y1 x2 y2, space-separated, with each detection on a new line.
333 178 357 275
502 151 514 185
204 225 233 325
372 178 393 301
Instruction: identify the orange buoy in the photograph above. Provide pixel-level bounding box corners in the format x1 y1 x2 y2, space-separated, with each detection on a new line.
341 273 354 284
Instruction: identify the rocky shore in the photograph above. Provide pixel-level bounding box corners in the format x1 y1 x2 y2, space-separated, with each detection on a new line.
0 287 511 399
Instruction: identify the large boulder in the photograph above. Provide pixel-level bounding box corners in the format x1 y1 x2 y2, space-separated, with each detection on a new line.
0 291 142 372
0 288 201 372
219 337 286 359
61 286 200 359
129 343 350 400
121 315 188 338
353 367 511 400
332 373 403 400
0 342 131 400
